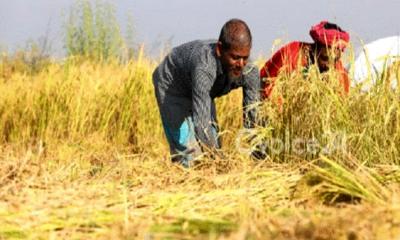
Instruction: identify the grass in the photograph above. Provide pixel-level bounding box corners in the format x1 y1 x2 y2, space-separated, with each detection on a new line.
0 43 400 239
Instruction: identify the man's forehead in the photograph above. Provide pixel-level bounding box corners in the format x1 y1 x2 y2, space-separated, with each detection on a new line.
228 44 250 52
228 48 250 58
319 46 340 55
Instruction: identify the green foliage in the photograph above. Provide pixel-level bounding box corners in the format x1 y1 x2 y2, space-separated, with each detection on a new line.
65 0 124 61
150 218 237 236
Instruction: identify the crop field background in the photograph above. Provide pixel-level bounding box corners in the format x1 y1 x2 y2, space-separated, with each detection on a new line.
0 1 400 239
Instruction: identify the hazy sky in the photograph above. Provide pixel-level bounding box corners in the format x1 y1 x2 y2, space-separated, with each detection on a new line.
1 0 400 58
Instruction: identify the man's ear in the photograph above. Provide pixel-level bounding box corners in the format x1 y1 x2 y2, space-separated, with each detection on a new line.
216 41 223 58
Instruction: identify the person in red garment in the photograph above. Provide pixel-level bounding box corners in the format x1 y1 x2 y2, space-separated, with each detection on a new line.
260 21 350 99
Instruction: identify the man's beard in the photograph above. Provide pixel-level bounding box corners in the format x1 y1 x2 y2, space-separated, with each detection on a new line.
227 69 242 82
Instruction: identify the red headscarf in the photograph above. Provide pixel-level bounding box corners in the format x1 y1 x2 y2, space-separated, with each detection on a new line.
309 21 350 50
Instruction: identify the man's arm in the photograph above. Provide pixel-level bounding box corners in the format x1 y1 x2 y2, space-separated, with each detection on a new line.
191 68 219 149
244 64 269 160
242 64 261 128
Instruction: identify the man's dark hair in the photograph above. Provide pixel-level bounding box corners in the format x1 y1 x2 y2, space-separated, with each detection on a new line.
218 19 252 50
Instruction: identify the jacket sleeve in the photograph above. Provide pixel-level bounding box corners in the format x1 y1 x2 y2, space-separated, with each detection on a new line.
191 68 219 149
243 64 261 128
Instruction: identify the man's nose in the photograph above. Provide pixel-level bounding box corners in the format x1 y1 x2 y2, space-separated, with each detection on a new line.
238 58 245 68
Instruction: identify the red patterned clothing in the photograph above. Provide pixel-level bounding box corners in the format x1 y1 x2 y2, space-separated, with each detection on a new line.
260 41 349 99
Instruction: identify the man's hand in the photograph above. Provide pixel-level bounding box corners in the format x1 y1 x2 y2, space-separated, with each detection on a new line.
251 142 268 160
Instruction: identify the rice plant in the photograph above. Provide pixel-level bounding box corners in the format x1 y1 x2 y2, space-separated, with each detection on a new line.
0 3 400 239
